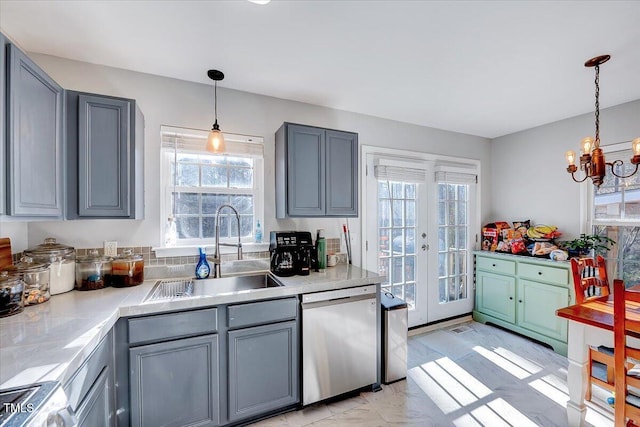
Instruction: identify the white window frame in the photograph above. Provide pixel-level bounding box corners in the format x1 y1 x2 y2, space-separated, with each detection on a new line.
159 126 264 248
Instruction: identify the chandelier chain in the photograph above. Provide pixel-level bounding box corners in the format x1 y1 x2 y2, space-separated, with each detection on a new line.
594 64 600 148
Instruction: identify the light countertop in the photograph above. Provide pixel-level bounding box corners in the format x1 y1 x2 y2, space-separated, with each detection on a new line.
0 264 381 389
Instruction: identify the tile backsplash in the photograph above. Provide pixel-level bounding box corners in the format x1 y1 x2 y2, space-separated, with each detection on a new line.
12 237 343 265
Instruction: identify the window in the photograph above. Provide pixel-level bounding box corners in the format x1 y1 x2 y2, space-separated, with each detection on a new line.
161 126 264 246
590 143 640 283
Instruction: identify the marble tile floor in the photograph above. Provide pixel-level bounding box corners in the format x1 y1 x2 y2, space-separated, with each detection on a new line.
249 321 615 427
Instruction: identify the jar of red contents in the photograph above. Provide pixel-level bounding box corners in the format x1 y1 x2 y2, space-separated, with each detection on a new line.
110 249 144 287
76 250 112 291
2 257 50 306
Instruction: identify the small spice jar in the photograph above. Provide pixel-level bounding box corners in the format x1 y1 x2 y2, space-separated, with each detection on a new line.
2 257 50 306
110 249 144 287
24 237 76 295
0 271 25 317
76 250 112 291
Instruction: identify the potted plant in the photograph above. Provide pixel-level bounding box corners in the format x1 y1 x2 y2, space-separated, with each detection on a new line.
560 233 616 258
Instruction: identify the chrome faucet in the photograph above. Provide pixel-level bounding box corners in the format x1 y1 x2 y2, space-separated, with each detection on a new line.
212 204 243 278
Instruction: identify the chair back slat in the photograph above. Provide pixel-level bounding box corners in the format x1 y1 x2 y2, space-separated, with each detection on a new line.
571 255 610 303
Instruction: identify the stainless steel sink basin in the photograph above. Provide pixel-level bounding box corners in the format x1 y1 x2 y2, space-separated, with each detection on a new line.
145 273 283 302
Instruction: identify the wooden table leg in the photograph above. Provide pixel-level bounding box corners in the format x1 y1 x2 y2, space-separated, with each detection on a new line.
566 321 588 427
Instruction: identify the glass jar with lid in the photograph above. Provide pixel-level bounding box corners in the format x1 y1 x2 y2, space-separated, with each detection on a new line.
110 249 144 287
0 271 25 317
76 250 112 291
2 257 50 306
24 237 76 295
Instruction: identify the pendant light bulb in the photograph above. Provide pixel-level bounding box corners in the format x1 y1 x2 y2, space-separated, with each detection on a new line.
206 69 225 153
207 122 226 153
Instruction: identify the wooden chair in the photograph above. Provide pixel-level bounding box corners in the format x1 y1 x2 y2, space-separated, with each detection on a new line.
571 255 615 401
613 279 640 427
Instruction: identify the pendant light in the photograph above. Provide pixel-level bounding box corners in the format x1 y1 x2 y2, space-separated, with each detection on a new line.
206 69 225 153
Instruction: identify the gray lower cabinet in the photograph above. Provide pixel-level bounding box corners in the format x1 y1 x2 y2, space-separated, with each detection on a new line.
64 331 115 427
66 90 144 219
6 41 64 217
228 321 298 422
129 334 220 427
275 122 358 218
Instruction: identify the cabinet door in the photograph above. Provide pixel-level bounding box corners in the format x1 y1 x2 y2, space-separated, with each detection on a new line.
517 279 569 341
78 94 131 217
129 334 220 427
76 367 114 427
7 44 63 217
325 130 358 216
475 271 516 323
286 124 325 216
228 321 298 422
0 34 6 215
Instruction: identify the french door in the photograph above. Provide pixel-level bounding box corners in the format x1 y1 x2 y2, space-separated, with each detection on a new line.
363 149 477 327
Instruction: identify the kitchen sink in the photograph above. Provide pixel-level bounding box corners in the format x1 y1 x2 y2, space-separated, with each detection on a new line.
145 273 283 302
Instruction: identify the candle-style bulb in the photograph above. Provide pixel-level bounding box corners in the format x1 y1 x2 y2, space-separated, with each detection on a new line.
565 150 576 166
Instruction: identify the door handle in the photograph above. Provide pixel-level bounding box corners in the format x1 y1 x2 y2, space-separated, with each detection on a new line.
421 244 428 251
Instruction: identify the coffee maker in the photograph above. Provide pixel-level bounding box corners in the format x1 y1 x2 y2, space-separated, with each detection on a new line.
269 231 313 276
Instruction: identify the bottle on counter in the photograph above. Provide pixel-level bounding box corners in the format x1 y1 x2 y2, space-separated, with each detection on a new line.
195 248 210 279
255 220 263 244
316 229 326 271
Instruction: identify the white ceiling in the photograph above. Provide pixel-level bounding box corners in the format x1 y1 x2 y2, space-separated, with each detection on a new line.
1 0 639 138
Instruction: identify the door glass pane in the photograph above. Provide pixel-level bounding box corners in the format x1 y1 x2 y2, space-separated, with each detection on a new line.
377 180 418 311
438 183 470 304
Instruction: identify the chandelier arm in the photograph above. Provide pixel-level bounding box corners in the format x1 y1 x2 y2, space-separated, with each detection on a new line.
607 161 640 179
570 171 590 184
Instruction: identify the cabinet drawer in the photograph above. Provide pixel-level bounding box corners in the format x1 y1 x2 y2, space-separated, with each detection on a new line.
228 297 298 329
476 256 516 275
64 332 112 412
518 262 568 285
128 307 218 345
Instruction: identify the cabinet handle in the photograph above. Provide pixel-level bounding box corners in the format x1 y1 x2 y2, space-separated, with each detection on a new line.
538 271 543 275
509 296 513 300
492 264 496 267
518 299 523 303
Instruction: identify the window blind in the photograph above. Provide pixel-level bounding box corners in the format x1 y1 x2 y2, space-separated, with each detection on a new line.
373 158 427 184
160 125 264 157
434 163 477 184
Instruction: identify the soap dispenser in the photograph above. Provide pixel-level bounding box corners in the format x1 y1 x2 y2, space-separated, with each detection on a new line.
195 248 211 279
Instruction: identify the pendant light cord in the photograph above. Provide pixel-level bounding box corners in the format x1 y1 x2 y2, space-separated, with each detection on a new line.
214 81 218 124
173 138 178 217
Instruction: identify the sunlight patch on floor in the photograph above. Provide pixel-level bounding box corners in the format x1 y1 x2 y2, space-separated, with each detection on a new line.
473 345 532 379
529 375 570 407
493 347 543 375
452 398 538 427
408 363 462 414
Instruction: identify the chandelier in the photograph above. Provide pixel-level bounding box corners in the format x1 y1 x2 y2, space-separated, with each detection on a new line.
565 54 640 187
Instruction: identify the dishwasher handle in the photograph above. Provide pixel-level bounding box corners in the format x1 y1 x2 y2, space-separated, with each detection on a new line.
302 285 376 304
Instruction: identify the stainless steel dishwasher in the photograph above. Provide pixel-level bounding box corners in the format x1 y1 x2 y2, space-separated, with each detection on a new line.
302 285 378 405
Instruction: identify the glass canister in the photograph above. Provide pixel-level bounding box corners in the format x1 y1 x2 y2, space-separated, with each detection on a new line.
0 271 25 317
24 237 76 295
2 257 50 306
110 249 144 287
75 250 112 291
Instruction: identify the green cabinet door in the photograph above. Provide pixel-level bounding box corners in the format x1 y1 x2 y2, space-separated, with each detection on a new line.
517 279 569 341
476 271 516 323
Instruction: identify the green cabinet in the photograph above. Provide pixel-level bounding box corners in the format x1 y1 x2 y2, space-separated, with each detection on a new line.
275 123 358 218
475 270 516 323
473 252 572 355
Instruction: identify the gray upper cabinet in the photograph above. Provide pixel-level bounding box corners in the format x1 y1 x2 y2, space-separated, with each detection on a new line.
0 33 7 215
6 43 64 217
66 91 144 219
275 123 358 218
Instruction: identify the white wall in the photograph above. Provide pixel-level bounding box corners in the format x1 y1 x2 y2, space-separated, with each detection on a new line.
490 99 640 240
6 53 492 265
